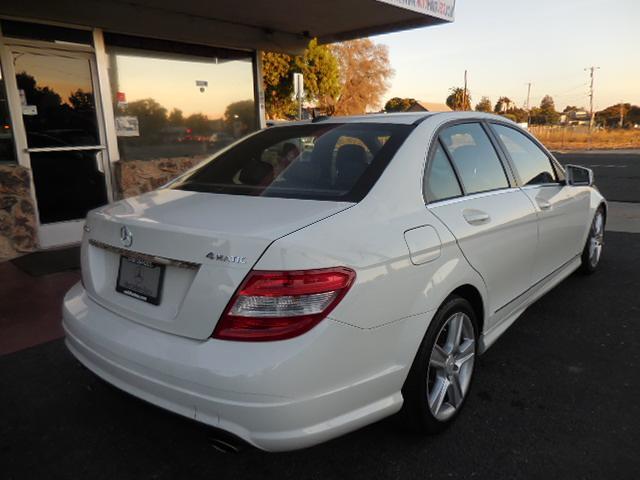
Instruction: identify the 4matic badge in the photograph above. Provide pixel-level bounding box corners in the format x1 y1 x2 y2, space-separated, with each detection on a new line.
206 252 247 264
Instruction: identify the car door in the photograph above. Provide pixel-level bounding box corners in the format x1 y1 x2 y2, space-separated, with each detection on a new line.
425 122 539 321
489 123 590 284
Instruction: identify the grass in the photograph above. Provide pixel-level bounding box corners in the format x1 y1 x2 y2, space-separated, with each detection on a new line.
529 126 640 151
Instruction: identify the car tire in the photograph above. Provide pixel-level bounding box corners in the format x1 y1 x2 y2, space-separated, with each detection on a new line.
400 295 478 433
579 205 605 274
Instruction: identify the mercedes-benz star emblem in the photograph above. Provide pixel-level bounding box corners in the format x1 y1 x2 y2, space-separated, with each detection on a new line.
120 226 133 248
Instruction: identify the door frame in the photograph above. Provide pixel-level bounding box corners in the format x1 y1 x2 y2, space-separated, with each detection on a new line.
0 26 115 249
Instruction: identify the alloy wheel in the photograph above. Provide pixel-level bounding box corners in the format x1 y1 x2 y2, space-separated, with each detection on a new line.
427 312 476 422
589 211 605 268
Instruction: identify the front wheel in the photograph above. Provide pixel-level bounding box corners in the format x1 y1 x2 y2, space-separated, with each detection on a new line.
401 296 477 433
580 206 605 274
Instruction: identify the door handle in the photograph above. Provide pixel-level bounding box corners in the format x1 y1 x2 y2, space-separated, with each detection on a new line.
95 151 104 173
463 209 490 225
537 199 552 211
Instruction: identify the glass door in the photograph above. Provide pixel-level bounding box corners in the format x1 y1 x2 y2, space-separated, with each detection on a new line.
10 46 109 248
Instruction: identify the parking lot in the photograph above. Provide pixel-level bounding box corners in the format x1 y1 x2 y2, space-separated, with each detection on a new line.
555 151 640 203
1 152 638 479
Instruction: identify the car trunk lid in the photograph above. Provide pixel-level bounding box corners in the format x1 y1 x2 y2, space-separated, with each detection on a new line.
81 189 352 339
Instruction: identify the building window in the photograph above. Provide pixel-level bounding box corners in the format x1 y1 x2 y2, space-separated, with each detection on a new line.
0 63 17 163
105 34 257 163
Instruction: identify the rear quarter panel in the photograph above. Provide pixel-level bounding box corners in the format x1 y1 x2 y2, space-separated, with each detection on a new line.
254 117 488 332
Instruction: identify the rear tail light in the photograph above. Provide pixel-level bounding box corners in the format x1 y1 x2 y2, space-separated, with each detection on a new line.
213 267 356 341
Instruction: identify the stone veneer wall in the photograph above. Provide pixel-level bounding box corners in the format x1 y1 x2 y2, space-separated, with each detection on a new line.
113 156 209 199
0 165 38 261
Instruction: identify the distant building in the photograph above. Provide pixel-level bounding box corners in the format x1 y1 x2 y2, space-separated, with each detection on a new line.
560 110 590 126
406 101 453 113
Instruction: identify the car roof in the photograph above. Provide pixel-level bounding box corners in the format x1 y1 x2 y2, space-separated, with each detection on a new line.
273 111 517 126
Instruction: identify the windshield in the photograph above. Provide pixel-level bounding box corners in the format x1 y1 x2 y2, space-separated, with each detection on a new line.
171 123 413 202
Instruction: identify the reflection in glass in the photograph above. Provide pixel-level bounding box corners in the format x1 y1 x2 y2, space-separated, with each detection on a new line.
12 51 107 222
173 123 411 202
30 150 107 223
13 51 99 147
107 45 256 162
0 64 17 163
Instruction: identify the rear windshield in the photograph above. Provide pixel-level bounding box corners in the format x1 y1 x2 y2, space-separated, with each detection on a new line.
171 123 413 202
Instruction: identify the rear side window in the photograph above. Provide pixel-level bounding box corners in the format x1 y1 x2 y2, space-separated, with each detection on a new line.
492 124 557 185
440 123 509 194
172 123 412 202
424 143 462 202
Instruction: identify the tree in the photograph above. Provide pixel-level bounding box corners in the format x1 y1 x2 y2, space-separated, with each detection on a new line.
503 107 529 123
168 108 185 125
185 113 211 135
68 89 94 111
494 96 513 113
596 103 636 128
124 98 167 141
262 51 297 119
295 38 341 112
384 97 418 112
261 39 341 119
628 106 640 126
329 39 394 115
16 72 62 110
475 96 492 113
536 95 560 124
446 87 471 111
224 99 257 134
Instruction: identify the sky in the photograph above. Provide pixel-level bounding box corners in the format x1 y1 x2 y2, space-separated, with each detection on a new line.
375 0 640 111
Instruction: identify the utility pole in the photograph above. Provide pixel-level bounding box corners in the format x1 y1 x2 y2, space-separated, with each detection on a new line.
585 66 600 132
619 101 625 128
463 70 468 111
525 82 533 125
293 73 304 120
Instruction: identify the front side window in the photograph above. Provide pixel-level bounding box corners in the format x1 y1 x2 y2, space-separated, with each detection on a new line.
172 123 412 202
439 123 509 194
492 124 557 185
424 142 462 202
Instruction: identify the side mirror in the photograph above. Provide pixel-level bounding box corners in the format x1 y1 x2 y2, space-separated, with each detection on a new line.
565 164 594 186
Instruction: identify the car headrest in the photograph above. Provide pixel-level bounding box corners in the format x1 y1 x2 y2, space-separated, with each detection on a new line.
450 145 477 163
239 158 274 186
335 144 368 189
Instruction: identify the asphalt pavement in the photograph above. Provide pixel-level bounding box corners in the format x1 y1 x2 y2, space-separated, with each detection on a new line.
2 240 639 479
555 150 640 203
1 152 639 480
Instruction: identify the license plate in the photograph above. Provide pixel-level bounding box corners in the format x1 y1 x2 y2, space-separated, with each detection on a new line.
116 256 165 305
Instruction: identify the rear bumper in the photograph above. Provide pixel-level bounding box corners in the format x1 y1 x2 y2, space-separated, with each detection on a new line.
63 282 429 451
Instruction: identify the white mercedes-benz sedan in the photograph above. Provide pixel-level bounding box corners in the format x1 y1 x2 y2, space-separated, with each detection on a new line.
63 112 606 451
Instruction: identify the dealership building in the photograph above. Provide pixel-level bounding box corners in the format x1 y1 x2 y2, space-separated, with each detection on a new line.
0 0 454 260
